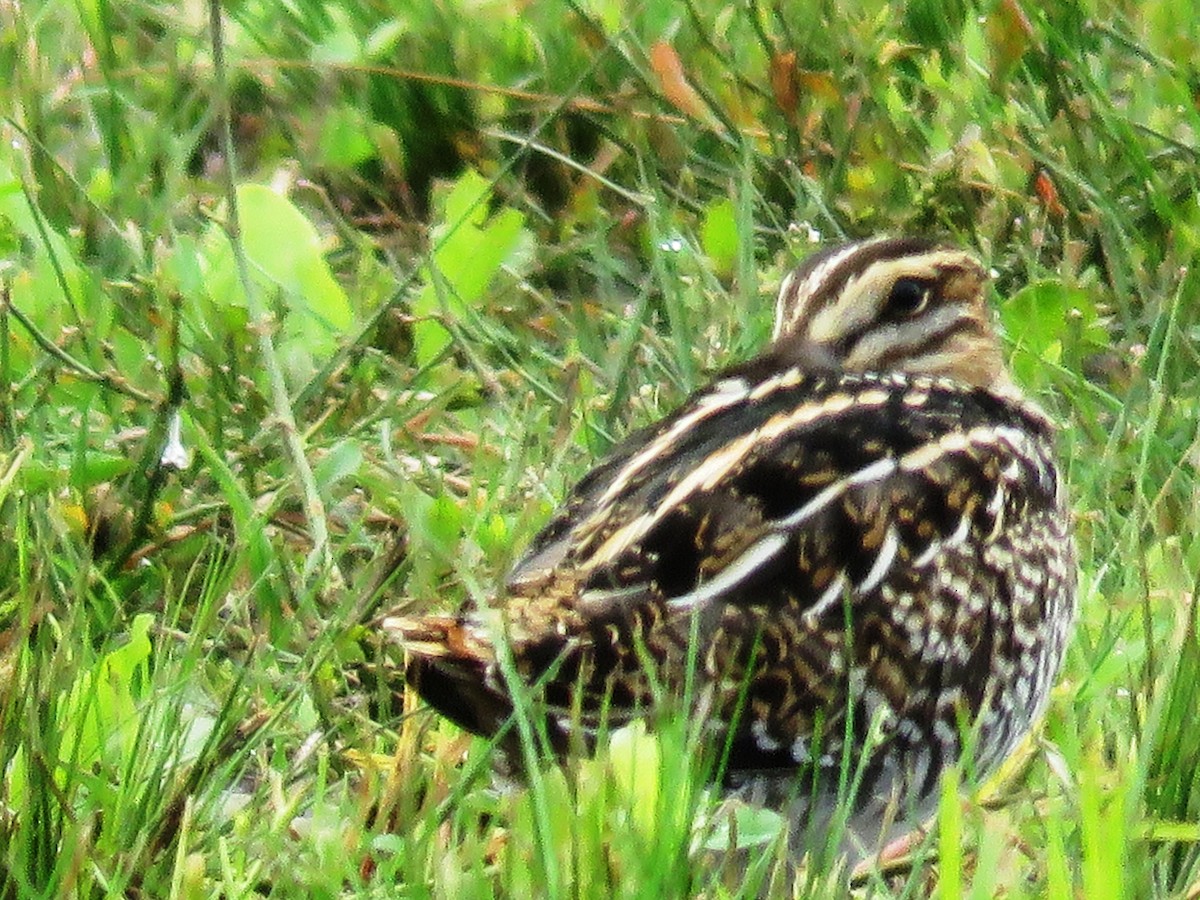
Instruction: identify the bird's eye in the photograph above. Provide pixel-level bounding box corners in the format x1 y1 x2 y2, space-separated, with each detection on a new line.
885 278 932 318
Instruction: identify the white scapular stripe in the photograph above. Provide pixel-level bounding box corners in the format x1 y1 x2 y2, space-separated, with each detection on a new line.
594 376 750 508
804 572 849 625
857 525 900 594
586 389 890 570
946 511 973 548
752 718 783 752
578 582 651 611
665 532 790 610
662 456 897 611
912 540 942 569
776 456 898 530
584 380 1050 617
899 424 1037 475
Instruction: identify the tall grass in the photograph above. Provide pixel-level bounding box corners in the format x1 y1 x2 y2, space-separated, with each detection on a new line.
1 0 1199 896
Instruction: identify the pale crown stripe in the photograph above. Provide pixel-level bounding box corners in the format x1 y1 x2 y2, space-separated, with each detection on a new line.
773 241 873 339
771 269 797 340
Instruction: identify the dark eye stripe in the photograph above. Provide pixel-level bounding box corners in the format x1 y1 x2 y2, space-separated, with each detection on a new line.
864 316 987 371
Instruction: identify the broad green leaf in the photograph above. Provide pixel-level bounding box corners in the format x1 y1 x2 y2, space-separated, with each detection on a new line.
425 494 463 554
412 169 527 366
310 6 361 65
364 18 407 59
699 804 783 851
393 483 462 596
607 722 661 840
234 184 354 333
318 106 377 170
13 453 129 493
1001 280 1107 386
578 0 622 35
187 185 355 380
700 197 738 279
475 512 510 560
191 420 279 620
63 613 153 769
7 614 154 808
68 452 133 489
0 161 88 340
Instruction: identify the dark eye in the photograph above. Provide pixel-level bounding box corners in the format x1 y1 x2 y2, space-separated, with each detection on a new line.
885 278 932 318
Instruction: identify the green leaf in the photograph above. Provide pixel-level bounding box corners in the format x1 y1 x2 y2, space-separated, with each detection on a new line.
1000 280 1107 386
234 184 354 333
364 18 407 60
314 439 363 492
700 197 738 278
310 7 362 65
96 613 153 713
0 440 33 506
699 804 783 851
412 169 527 366
8 615 155 808
394 483 463 596
191 420 279 622
607 722 662 840
0 160 88 339
425 494 463 553
475 512 510 560
318 106 377 170
68 452 133 489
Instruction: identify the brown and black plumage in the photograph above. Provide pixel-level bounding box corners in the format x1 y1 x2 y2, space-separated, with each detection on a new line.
382 236 1077 861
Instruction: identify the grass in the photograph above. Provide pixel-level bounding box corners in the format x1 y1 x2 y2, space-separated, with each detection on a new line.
2 0 1200 895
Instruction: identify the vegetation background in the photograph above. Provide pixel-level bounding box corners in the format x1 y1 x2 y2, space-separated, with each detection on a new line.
1 0 1199 896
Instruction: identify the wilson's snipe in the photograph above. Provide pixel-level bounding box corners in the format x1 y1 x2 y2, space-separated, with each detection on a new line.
382 236 1077 862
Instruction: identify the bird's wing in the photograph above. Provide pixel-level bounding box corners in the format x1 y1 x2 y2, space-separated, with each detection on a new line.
497 367 1061 746
515 366 1058 617
393 362 1062 761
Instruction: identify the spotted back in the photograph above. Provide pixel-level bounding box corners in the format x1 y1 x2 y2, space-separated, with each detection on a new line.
390 238 1077 853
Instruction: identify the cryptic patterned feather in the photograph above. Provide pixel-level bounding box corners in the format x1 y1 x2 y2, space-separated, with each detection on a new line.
380 236 1077 861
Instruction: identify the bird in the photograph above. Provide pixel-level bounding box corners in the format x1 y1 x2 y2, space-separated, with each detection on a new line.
379 235 1077 865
